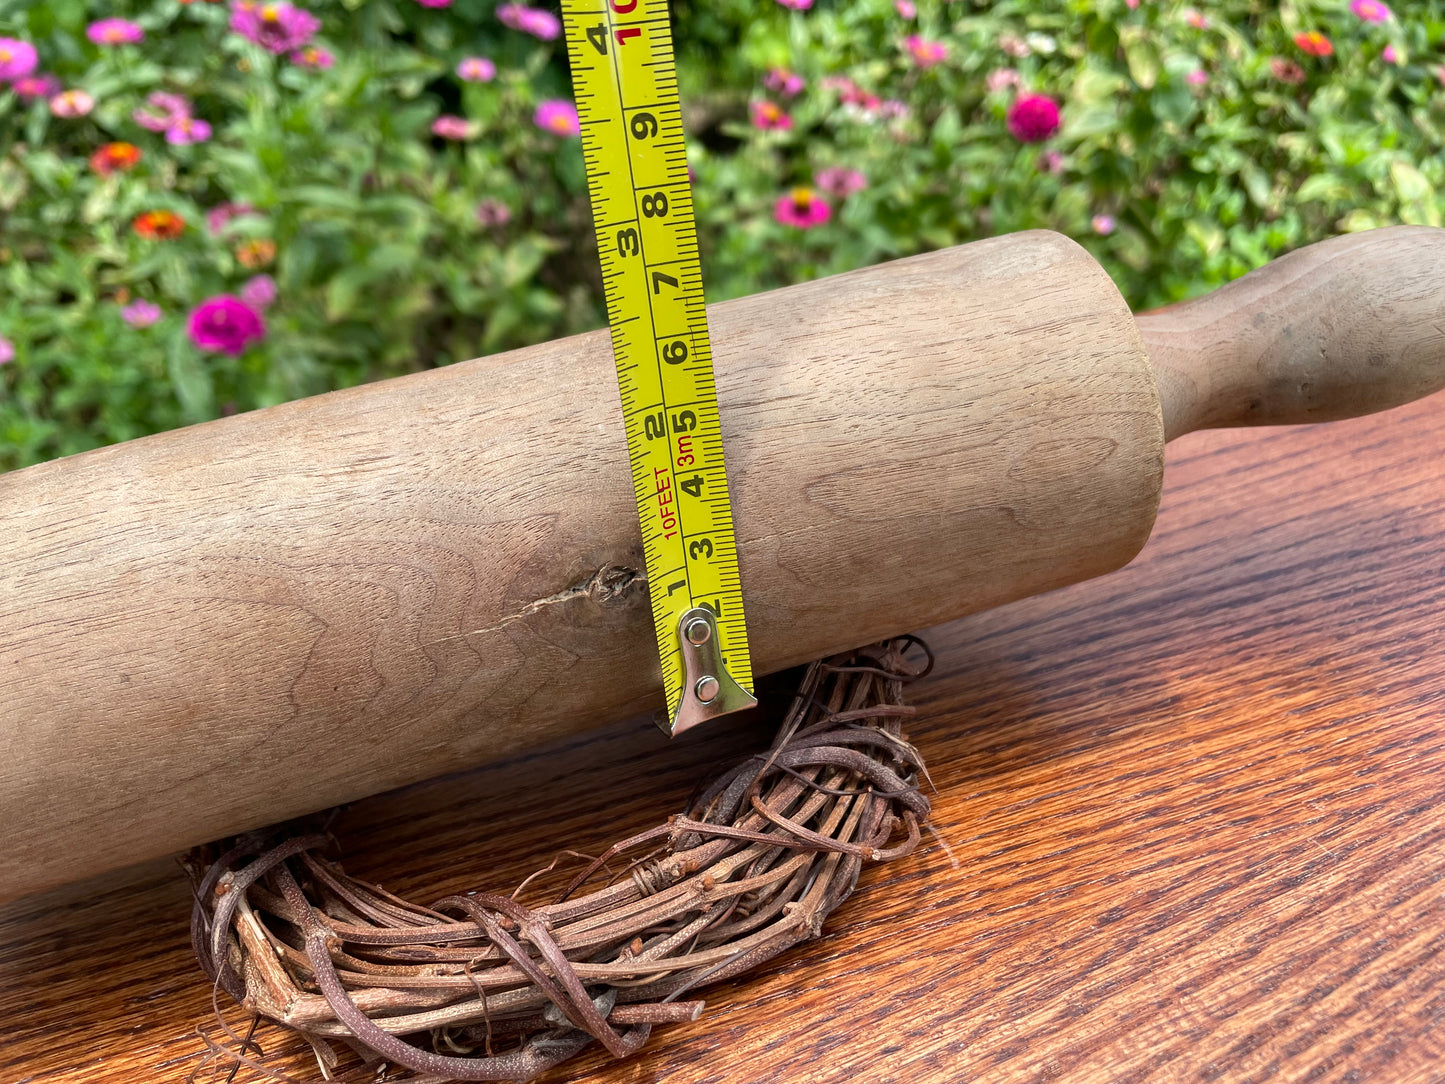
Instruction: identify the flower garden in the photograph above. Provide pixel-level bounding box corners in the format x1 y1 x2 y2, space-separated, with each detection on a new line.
0 0 1442 471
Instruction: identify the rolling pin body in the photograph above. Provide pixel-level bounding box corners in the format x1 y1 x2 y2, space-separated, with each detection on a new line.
3 225 1444 901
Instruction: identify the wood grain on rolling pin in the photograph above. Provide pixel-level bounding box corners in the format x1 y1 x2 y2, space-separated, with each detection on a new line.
1 394 1441 1083
0 230 1162 900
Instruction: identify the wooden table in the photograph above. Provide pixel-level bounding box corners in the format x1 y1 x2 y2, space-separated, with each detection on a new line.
4 395 1444 1084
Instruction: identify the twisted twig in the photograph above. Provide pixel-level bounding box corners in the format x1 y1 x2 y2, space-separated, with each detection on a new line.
187 638 933 1081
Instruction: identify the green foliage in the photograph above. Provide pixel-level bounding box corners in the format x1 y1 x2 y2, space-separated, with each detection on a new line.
1 0 1443 471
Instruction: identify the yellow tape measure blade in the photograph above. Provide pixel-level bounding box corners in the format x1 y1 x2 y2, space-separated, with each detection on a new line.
562 0 754 733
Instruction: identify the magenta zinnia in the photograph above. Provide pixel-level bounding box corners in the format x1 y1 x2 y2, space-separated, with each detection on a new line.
121 300 163 328
432 114 477 140
134 91 192 132
1350 0 1390 22
188 296 266 356
476 199 512 227
1006 94 1061 142
457 56 496 82
49 89 94 118
763 68 804 97
750 100 792 130
290 45 334 68
0 38 38 81
87 19 145 45
773 187 831 229
904 35 947 67
814 167 866 199
166 116 212 145
241 274 277 311
533 100 579 136
230 2 321 55
496 4 561 41
12 73 58 100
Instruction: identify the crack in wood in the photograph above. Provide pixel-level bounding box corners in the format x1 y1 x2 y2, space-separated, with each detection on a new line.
434 565 645 644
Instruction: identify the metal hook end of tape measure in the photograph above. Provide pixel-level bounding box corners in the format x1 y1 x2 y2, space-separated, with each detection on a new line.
659 606 758 737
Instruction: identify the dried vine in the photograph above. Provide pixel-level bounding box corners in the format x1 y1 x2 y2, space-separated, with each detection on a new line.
188 637 933 1082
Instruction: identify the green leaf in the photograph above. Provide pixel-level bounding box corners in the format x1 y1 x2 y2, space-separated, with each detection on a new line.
166 332 215 424
1120 28 1161 90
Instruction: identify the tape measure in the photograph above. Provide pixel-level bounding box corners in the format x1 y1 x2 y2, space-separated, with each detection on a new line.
561 0 755 735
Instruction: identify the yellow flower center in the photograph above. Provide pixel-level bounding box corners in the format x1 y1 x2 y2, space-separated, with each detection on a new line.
262 5 279 21
0 48 12 62
790 187 814 210
549 115 571 132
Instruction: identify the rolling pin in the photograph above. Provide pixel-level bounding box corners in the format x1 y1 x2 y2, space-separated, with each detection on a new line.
2 226 1443 902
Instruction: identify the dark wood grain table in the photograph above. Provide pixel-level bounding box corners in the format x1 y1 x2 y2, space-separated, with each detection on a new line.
4 394 1443 1084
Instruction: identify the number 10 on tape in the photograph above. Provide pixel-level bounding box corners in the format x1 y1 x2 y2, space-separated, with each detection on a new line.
561 0 756 735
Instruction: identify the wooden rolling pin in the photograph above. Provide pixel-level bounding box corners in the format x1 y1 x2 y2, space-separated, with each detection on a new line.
2 226 1442 902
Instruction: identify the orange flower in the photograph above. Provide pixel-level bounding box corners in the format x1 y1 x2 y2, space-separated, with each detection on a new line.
133 210 186 240
89 141 142 176
1294 31 1333 57
235 237 277 268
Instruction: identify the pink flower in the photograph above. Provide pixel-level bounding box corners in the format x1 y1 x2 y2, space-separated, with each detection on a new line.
476 199 511 227
814 166 866 199
1182 8 1208 29
1382 44 1400 64
775 0 813 9
1037 149 1065 173
0 38 38 81
533 99 579 136
1091 214 1116 236
457 56 496 82
1350 0 1390 22
764 68 804 97
773 187 830 228
121 300 163 327
999 33 1029 59
879 99 909 118
230 2 321 55
87 19 144 45
12 74 59 100
1270 57 1307 84
290 45 335 68
207 201 256 235
496 4 561 40
0 337 13 365
240 274 277 310
751 100 792 130
986 67 1021 92
134 91 192 132
432 114 477 140
1006 93 1060 142
49 89 94 118
905 35 947 67
188 296 266 355
1186 69 1209 86
166 116 212 144
894 0 916 16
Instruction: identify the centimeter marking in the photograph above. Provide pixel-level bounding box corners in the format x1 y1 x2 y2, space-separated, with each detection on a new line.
562 0 753 721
